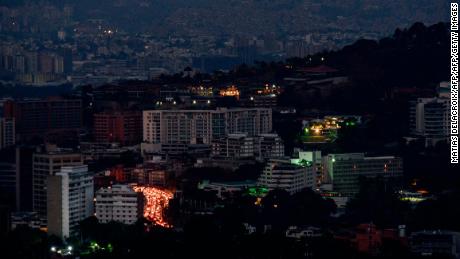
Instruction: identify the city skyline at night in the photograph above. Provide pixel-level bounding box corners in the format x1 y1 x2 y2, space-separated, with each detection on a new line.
0 1 458 259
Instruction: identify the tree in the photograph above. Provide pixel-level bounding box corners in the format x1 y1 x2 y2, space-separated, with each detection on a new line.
289 189 336 226
261 189 291 230
410 191 460 231
345 177 411 228
3 226 50 259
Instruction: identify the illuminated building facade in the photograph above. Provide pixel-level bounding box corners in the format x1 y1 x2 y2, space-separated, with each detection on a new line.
143 108 272 145
301 116 360 144
189 85 214 97
219 85 240 99
248 84 280 108
255 84 281 96
323 153 403 197
47 165 93 239
95 184 143 225
291 150 322 186
258 158 315 194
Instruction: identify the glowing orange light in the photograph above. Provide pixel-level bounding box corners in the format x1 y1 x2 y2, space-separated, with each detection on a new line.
133 186 174 228
417 189 429 195
219 85 240 99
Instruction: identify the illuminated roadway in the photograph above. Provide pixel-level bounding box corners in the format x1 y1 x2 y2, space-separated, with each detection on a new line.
133 186 174 228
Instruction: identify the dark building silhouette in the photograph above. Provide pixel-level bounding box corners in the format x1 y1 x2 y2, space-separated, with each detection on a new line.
93 111 142 145
15 146 35 211
3 97 82 141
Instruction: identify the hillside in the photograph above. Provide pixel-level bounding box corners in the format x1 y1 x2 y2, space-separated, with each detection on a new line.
1 0 449 36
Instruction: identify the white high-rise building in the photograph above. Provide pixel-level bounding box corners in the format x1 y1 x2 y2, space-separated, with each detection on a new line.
143 108 272 145
32 151 83 222
291 150 322 186
95 185 143 225
258 158 315 194
410 97 450 145
47 165 94 239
